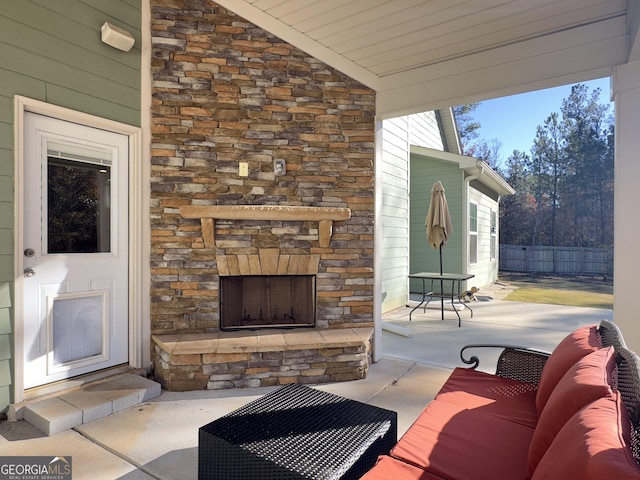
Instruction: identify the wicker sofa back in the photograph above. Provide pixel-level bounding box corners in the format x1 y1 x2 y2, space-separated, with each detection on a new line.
616 346 640 463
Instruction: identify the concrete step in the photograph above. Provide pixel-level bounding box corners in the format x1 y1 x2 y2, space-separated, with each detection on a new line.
21 374 161 436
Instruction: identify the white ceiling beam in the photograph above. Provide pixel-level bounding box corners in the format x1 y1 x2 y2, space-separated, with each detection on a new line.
357 2 624 75
376 16 627 118
380 17 625 89
377 35 626 119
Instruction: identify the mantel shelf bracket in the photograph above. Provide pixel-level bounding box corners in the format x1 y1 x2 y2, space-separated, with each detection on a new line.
179 205 352 248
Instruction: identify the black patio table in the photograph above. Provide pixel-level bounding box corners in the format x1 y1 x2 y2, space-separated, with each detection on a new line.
408 272 475 326
198 383 397 480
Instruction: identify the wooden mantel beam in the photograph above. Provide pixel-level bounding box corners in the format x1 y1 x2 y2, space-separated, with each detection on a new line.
179 205 351 248
180 205 351 221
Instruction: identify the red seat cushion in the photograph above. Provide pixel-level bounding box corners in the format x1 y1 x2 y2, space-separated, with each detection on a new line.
527 346 615 476
435 367 538 427
360 456 447 480
536 324 602 413
531 392 640 479
391 399 535 480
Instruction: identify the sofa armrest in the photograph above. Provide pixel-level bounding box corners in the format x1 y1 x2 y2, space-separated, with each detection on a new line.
599 319 627 350
460 344 551 385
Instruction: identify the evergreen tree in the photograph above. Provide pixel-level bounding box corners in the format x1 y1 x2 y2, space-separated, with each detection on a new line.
455 82 613 249
499 150 535 245
453 103 481 155
529 113 566 245
560 84 613 247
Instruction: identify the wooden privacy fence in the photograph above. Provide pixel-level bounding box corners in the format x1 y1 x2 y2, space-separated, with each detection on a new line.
499 245 613 276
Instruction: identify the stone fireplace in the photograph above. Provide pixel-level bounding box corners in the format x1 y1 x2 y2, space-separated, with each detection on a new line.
149 0 376 391
204 205 349 331
151 204 375 390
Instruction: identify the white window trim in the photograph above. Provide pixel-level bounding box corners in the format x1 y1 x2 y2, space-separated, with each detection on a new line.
490 209 497 262
469 201 478 266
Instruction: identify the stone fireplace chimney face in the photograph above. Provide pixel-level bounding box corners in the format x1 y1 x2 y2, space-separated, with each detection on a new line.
150 1 375 336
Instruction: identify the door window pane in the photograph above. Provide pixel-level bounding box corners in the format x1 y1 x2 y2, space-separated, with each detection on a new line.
48 158 111 253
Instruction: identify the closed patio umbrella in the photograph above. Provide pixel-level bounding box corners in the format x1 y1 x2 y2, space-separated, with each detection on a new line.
425 181 453 319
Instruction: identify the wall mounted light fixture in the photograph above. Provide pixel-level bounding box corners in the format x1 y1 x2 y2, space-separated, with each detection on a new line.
101 22 135 52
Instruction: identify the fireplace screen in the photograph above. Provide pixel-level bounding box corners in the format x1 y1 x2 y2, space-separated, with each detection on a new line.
220 275 316 330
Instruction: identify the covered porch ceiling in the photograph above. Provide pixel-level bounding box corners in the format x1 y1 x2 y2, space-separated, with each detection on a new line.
215 0 639 119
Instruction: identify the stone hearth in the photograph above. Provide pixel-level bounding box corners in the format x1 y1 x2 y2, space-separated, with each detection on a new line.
153 328 373 390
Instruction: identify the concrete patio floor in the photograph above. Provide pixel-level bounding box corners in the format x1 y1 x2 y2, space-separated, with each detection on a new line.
0 283 613 480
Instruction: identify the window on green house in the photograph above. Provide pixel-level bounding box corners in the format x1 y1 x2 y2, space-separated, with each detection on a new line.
470 202 478 265
490 209 497 261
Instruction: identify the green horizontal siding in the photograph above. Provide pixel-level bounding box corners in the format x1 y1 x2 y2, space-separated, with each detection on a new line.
0 282 10 404
410 155 464 293
0 0 141 413
0 337 10 362
0 43 139 118
0 149 12 176
0 308 10 334
2 0 140 65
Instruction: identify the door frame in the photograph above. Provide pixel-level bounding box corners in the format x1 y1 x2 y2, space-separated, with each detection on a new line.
13 96 147 404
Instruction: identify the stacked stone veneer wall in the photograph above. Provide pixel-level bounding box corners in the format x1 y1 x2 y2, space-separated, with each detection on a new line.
150 1 375 388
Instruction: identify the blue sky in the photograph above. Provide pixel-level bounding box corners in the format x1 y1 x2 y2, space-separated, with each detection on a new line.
470 77 613 166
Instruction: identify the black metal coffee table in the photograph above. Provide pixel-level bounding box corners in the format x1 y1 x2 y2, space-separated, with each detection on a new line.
198 383 397 480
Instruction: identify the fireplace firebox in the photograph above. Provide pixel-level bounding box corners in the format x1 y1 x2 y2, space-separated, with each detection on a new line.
220 275 316 331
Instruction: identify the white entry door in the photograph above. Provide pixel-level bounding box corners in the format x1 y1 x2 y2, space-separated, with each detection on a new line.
22 112 129 389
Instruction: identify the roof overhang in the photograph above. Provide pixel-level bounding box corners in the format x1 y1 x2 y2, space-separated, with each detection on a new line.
215 1 636 119
411 145 515 197
435 109 461 155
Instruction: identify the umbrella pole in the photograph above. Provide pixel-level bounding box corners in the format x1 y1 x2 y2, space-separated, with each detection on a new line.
439 244 444 321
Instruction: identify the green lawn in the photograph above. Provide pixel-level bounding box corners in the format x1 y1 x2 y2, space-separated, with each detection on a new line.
499 273 613 309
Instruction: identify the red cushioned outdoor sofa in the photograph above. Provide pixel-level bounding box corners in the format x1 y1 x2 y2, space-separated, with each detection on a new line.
361 320 640 480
